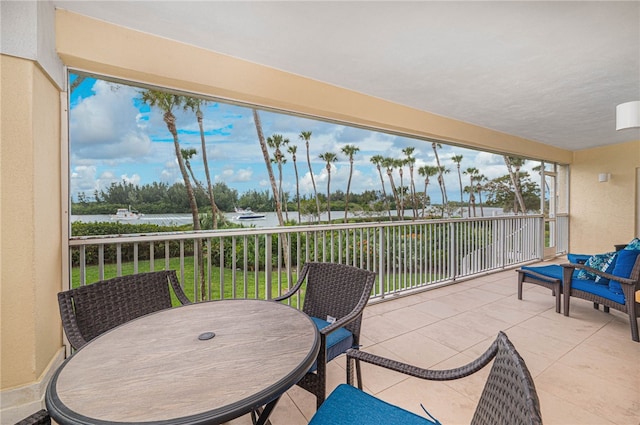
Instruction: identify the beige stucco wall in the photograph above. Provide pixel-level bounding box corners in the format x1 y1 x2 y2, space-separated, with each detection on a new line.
570 141 640 253
1 54 63 390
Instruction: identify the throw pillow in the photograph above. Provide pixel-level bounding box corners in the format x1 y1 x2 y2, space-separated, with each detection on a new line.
576 252 617 281
624 238 640 250
594 253 618 285
609 249 640 295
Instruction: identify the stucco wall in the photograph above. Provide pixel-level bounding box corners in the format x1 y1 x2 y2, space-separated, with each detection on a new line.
0 55 62 389
570 141 640 253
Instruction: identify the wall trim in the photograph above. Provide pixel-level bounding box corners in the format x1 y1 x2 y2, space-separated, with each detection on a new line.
0 348 65 423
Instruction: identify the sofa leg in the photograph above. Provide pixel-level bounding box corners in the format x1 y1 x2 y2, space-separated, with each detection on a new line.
603 306 610 313
593 302 599 310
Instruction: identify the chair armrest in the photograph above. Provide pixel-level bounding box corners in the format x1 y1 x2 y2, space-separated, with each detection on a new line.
273 264 309 302
317 288 371 336
345 335 499 383
560 263 637 288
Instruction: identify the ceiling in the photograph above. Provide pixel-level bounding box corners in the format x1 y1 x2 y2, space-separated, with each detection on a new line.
53 1 640 151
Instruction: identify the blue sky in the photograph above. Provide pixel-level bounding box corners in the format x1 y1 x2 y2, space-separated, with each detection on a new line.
69 74 539 205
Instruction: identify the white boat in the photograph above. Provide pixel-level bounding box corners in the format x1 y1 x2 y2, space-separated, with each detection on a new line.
233 207 266 221
111 207 143 220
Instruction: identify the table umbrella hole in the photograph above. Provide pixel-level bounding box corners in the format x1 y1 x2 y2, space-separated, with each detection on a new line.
198 332 216 340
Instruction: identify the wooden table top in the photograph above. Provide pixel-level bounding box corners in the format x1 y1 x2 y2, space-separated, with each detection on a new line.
46 299 319 424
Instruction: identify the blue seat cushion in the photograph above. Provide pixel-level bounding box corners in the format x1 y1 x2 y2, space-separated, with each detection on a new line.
609 249 640 295
520 265 580 282
309 317 353 372
570 278 625 304
309 384 437 425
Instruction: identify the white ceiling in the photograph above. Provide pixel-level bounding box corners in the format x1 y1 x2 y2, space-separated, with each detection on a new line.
54 1 640 151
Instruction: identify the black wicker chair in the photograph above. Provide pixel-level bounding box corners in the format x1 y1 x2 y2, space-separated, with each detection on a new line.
14 409 50 425
58 270 192 350
274 262 376 409
309 331 543 425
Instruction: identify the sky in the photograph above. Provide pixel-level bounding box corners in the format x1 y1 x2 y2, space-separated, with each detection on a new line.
69 74 541 205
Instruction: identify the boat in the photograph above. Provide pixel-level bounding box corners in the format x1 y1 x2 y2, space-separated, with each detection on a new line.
111 206 143 220
233 207 266 221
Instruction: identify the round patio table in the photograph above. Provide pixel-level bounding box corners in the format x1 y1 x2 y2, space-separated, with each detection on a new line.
46 299 319 425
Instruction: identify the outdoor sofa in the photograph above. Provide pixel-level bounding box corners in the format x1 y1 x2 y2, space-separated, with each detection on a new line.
517 239 640 342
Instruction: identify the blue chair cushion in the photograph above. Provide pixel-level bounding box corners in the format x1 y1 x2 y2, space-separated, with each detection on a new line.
609 249 640 295
309 384 437 425
520 265 580 282
570 278 625 304
521 265 564 281
309 317 353 372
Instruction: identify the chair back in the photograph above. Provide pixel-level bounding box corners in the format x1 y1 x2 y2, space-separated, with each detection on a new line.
471 332 542 425
300 262 376 336
58 270 191 349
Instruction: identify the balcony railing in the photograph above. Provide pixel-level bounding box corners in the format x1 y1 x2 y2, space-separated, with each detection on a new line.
69 215 551 303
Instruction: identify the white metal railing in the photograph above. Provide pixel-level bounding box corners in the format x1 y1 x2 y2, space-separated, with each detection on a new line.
69 215 546 303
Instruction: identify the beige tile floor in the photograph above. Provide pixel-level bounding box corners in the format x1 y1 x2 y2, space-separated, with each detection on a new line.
229 262 640 425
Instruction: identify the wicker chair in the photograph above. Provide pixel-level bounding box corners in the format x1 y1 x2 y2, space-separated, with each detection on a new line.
274 262 376 409
14 409 50 425
561 252 640 342
309 331 543 425
58 270 191 350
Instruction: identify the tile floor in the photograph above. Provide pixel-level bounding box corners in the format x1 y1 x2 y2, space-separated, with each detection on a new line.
229 261 640 425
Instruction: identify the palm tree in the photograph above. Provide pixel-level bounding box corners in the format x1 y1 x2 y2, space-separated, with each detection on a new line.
141 90 204 299
382 157 401 218
180 148 201 190
252 110 284 226
432 142 449 215
451 154 464 215
300 131 321 222
402 147 417 219
140 91 199 229
396 159 405 218
475 174 488 217
437 165 450 218
463 167 479 217
267 134 290 221
318 152 337 222
184 98 220 229
418 165 439 217
504 156 527 213
370 155 392 219
341 144 359 222
287 144 302 223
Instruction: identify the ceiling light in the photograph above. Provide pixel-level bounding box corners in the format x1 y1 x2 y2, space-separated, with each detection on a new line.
616 101 640 130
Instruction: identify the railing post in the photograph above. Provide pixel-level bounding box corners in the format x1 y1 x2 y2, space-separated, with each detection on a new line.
377 226 385 298
265 234 272 300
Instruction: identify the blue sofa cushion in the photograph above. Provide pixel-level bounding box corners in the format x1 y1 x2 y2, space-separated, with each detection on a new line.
309 383 437 425
570 278 625 304
309 317 353 373
609 249 640 295
577 252 617 282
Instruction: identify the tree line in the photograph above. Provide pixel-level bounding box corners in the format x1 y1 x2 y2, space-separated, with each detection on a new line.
73 79 542 228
